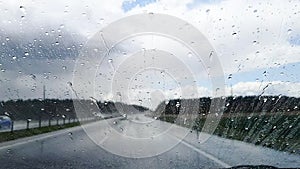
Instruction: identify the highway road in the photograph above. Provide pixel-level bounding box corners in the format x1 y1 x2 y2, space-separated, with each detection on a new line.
0 114 299 169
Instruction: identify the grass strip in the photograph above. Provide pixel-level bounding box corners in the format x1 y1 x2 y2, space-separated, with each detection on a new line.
0 122 80 143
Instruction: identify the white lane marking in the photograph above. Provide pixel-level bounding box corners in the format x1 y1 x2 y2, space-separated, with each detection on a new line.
171 135 231 168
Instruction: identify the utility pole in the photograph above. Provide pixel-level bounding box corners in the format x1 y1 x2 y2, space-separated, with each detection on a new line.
43 85 46 101
39 85 46 128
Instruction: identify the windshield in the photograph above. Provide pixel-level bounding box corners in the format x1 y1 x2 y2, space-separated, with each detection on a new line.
0 0 299 169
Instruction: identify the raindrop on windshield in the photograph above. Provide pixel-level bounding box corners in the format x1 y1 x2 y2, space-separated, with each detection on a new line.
67 82 72 87
29 74 36 80
68 132 73 140
19 6 26 13
232 32 237 37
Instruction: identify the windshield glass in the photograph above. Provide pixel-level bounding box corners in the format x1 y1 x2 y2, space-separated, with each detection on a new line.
0 0 299 169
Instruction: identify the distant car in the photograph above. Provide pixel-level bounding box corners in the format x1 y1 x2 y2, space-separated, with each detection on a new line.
0 115 12 129
93 112 113 120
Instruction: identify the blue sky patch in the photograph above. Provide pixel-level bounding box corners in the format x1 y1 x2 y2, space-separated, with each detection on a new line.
186 0 221 9
289 35 300 46
122 0 157 12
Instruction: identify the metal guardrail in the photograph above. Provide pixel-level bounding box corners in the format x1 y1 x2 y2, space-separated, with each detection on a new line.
0 117 96 133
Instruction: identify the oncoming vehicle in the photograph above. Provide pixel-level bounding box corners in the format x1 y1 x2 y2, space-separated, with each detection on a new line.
0 115 12 129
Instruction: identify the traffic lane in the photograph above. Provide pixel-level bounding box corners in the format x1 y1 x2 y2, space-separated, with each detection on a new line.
141 115 300 168
0 119 222 169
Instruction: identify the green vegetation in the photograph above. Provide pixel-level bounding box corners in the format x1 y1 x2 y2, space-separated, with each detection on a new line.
157 113 300 154
154 96 300 154
0 99 148 121
0 122 80 143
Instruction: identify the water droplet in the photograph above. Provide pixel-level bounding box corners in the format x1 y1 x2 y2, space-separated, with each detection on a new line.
263 98 268 103
62 66 67 70
19 6 26 13
99 18 105 24
287 29 292 35
209 51 213 60
188 52 192 58
12 56 17 60
55 42 59 45
45 32 49 36
24 52 29 56
68 132 73 140
232 32 237 37
29 74 36 80
108 59 113 63
138 99 143 104
175 102 180 108
67 81 72 87
5 37 10 41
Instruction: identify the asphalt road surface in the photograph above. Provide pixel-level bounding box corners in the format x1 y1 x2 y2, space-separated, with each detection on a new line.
0 114 299 169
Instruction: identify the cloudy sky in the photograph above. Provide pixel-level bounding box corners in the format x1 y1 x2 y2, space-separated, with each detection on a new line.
0 0 299 108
